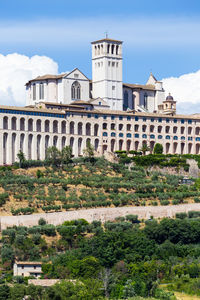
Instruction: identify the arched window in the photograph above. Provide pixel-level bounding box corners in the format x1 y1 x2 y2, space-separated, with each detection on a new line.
36 119 41 132
71 81 81 100
142 134 147 139
94 124 99 136
45 120 50 132
103 132 108 137
20 118 25 131
111 44 114 54
103 123 107 130
28 119 33 131
70 121 74 134
78 122 83 135
158 135 162 139
123 90 128 110
61 121 66 134
119 133 123 137
107 44 110 54
173 136 178 140
119 124 123 130
150 134 155 139
111 132 116 137
86 123 91 136
127 133 132 138
11 117 17 130
3 116 8 130
116 45 119 55
53 120 58 133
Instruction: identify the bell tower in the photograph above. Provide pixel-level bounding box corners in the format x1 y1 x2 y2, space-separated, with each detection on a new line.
91 37 123 110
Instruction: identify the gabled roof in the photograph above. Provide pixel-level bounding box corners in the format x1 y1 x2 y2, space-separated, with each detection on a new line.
71 100 93 105
63 68 90 81
91 38 122 44
25 68 89 85
146 72 157 85
123 83 155 91
88 98 110 106
25 73 68 85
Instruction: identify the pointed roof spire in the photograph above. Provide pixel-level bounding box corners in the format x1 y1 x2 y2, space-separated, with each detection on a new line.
146 72 157 85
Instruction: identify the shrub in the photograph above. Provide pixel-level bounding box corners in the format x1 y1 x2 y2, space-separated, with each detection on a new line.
176 212 187 219
153 143 163 154
188 211 200 218
125 214 139 223
38 218 47 226
160 200 170 206
194 197 200 203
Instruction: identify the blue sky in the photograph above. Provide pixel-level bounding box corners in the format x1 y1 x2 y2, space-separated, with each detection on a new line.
1 0 200 112
0 0 200 82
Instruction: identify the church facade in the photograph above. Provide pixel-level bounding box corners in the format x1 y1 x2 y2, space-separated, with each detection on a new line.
0 37 200 165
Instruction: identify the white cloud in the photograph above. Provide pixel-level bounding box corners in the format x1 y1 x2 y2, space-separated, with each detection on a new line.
0 53 58 106
162 70 200 114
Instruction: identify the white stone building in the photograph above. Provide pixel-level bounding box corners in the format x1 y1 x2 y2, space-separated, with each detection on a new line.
0 36 200 165
26 38 165 113
13 261 42 277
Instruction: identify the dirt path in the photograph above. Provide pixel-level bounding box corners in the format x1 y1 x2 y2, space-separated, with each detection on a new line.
1 203 200 229
175 292 200 300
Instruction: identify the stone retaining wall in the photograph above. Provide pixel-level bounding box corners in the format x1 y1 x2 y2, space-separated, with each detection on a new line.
1 203 200 229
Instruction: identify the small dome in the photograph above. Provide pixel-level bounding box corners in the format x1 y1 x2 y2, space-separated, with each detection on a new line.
166 93 174 101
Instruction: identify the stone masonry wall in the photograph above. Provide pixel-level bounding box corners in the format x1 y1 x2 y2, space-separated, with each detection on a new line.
1 203 200 230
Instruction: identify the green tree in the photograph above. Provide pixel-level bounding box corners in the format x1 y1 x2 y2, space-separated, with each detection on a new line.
17 150 26 168
153 143 163 154
61 146 73 165
83 140 95 162
0 285 9 300
46 146 61 167
139 143 150 155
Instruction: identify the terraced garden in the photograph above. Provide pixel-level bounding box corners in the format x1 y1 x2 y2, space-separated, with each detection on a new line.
0 156 200 216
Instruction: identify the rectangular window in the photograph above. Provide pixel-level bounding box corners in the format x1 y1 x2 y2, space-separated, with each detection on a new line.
33 84 36 100
158 118 162 123
151 118 154 122
112 86 115 90
111 116 115 120
39 83 44 100
135 116 139 121
143 118 146 122
174 119 177 123
119 116 123 120
166 119 170 123
188 120 192 124
103 115 107 120
127 116 131 121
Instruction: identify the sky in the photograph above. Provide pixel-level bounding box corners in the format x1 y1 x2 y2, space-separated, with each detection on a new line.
1 0 200 113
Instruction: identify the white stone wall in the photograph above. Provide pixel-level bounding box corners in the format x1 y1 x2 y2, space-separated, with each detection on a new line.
4 203 200 230
26 69 90 106
1 108 200 165
92 40 123 110
13 263 42 277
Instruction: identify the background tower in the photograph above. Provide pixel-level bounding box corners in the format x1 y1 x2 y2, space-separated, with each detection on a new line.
91 38 123 110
